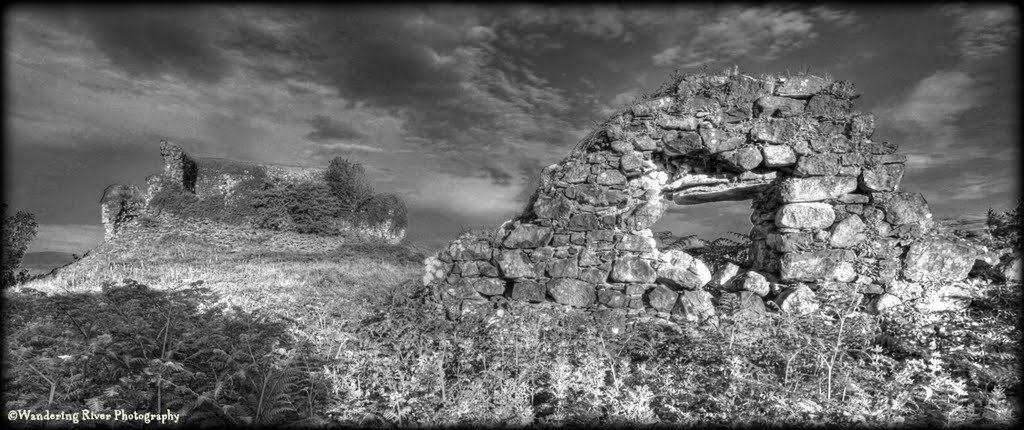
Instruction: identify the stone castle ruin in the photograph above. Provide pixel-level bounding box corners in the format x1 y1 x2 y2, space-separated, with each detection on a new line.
424 70 985 323
101 141 406 247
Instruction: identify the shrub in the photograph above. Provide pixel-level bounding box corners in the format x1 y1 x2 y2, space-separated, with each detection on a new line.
2 204 38 288
325 158 374 211
149 170 270 226
355 193 408 233
253 182 345 235
988 199 1022 250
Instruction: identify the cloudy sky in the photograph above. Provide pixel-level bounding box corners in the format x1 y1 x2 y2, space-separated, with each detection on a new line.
3 4 1020 253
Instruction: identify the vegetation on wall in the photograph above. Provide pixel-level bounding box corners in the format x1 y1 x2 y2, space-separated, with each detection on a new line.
2 204 38 288
147 157 406 238
252 182 344 236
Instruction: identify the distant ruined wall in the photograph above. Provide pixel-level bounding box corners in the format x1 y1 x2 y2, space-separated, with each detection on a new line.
425 69 984 323
101 140 406 246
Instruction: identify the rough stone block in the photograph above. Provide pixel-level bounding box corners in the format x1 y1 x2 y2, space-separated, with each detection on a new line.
761 145 797 167
775 202 837 230
728 271 771 297
657 115 698 131
903 239 977 282
563 163 590 183
699 128 741 154
849 114 875 138
620 152 644 176
709 262 742 289
512 279 547 302
656 250 712 290
859 163 905 192
775 75 828 98
616 233 656 253
471 278 507 296
755 96 806 118
458 261 480 277
750 118 798 144
547 258 580 278
503 224 553 248
871 192 931 225
775 284 820 314
532 194 572 220
673 290 716 322
565 184 628 206
497 250 537 278
450 278 484 299
567 213 601 231
610 256 657 283
780 249 857 282
596 170 627 185
720 146 763 172
449 240 492 261
633 135 659 151
647 285 679 313
721 291 767 319
663 131 704 156
779 176 857 202
805 94 853 118
548 278 596 307
795 154 842 177
829 215 866 248
857 140 897 155
598 289 627 308
478 261 499 277
611 141 633 154
579 267 611 284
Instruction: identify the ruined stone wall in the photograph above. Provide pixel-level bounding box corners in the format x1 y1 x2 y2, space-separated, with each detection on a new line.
425 70 983 323
101 140 406 246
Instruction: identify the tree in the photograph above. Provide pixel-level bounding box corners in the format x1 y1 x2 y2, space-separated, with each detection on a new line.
2 204 38 288
325 158 375 211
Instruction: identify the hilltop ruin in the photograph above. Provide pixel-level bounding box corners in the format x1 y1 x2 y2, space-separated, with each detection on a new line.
100 141 407 249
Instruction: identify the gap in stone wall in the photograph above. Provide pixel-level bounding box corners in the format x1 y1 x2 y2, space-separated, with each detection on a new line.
651 200 754 251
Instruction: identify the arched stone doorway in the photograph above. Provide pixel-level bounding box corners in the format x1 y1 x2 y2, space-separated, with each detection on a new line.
425 70 977 323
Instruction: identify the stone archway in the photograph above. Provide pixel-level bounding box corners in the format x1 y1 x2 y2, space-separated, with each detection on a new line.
424 70 977 323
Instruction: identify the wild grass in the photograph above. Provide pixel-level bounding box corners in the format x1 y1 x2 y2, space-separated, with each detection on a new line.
4 214 1022 427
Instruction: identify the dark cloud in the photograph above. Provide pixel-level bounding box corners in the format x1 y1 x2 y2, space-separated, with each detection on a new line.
305 115 365 143
72 7 233 83
478 164 515 186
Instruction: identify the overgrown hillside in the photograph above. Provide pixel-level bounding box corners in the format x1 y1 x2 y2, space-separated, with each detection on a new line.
2 202 1021 427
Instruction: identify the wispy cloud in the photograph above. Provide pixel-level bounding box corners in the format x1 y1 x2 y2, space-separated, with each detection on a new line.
888 70 980 150
943 4 1019 60
305 115 365 142
946 173 1015 202
651 6 856 67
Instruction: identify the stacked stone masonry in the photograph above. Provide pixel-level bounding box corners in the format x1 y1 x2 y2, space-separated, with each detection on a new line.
425 70 988 323
101 140 405 246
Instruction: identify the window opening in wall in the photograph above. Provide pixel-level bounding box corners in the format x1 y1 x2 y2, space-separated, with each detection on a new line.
651 199 754 271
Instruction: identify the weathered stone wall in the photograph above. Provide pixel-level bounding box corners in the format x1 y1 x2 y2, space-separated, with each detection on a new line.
425 70 984 323
101 140 406 245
